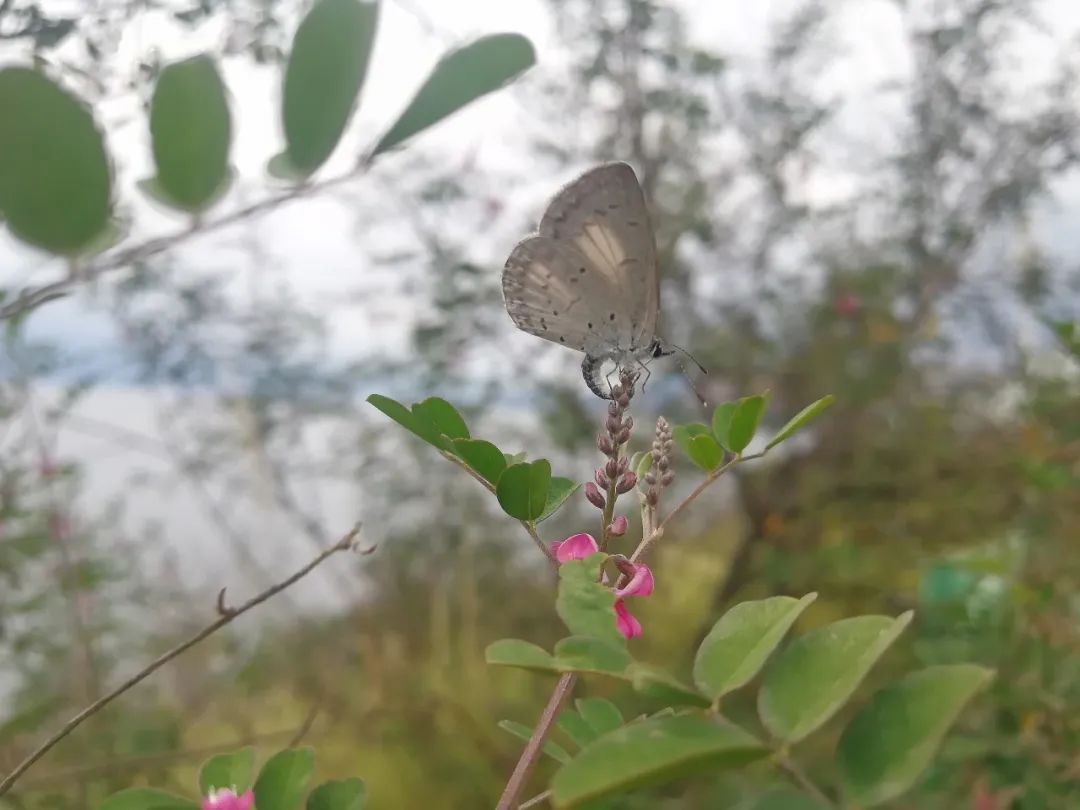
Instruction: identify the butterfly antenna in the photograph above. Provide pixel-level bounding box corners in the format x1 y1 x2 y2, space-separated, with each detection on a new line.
671 343 708 375
671 353 710 409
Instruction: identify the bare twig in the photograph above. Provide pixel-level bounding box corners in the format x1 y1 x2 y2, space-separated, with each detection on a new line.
0 163 369 322
495 673 577 810
775 750 835 807
518 789 551 808
0 525 365 797
630 453 762 564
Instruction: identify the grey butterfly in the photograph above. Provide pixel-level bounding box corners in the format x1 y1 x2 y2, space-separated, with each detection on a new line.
501 162 672 399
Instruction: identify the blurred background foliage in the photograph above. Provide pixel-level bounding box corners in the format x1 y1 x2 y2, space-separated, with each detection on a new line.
1 0 1079 808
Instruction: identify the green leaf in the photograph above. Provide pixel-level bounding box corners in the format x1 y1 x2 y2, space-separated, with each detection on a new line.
199 746 256 794
149 55 231 212
451 438 506 484
629 664 711 708
539 476 581 522
499 720 571 764
630 451 653 479
550 714 766 808
253 748 315 810
765 395 835 451
728 394 769 454
672 424 724 472
710 402 737 451
758 612 913 743
266 152 309 183
838 665 994 806
283 0 379 174
504 451 527 466
485 639 558 673
556 553 622 647
575 698 623 736
553 636 631 677
98 789 198 810
373 33 535 154
496 460 551 521
0 67 111 255
306 779 366 810
411 397 469 440
694 593 817 700
557 711 597 749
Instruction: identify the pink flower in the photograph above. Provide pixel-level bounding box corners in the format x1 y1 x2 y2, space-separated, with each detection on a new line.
202 789 254 810
615 601 643 638
550 533 656 639
613 561 654 638
550 533 599 563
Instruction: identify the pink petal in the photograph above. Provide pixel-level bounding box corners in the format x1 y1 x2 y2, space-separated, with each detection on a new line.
614 564 654 599
237 791 254 810
202 789 255 810
555 533 599 563
615 600 642 638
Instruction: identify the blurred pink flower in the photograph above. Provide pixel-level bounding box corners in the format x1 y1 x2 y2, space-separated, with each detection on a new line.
615 601 642 638
550 532 599 562
202 788 254 810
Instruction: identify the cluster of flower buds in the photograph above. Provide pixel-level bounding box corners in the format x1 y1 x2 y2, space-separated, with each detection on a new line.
644 416 675 508
584 369 638 514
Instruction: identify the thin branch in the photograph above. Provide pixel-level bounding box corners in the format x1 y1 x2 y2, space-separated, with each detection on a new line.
0 163 369 322
775 751 835 808
0 525 367 797
630 453 762 564
495 673 577 810
518 789 551 809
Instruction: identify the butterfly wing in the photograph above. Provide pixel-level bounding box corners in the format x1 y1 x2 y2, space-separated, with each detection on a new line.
502 163 660 355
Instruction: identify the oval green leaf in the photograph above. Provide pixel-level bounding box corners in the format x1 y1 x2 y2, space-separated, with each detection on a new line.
306 778 367 810
199 746 256 794
538 476 581 522
553 636 631 677
496 459 551 521
373 33 535 155
758 612 913 743
451 438 506 484
838 664 994 806
149 55 231 212
410 396 469 440
673 424 724 472
0 67 111 255
253 748 315 810
99 789 198 810
728 394 768 454
499 720 571 764
550 714 766 808
485 638 558 673
283 0 379 175
710 401 737 451
557 711 597 749
765 394 835 451
575 698 623 736
693 593 817 700
556 553 622 647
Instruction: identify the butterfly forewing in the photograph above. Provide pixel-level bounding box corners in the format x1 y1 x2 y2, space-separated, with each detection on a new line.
502 162 660 356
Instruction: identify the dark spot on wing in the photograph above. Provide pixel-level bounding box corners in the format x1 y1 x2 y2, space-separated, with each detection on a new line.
587 322 593 329
553 310 558 315
607 203 620 209
559 337 566 343
609 313 615 321
627 220 640 226
579 267 586 274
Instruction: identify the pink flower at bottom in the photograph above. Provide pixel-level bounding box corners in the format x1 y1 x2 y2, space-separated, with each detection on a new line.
550 533 600 563
202 788 254 810
615 600 642 638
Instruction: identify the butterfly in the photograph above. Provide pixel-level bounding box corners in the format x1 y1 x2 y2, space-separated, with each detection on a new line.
501 162 673 399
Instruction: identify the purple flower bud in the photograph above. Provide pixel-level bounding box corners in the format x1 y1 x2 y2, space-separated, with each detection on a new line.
607 402 620 418
623 415 634 432
608 515 628 536
606 416 621 435
618 427 631 444
585 482 606 509
605 458 620 479
646 489 659 507
617 456 629 474
615 472 637 495
662 470 675 486
595 468 609 488
597 434 614 455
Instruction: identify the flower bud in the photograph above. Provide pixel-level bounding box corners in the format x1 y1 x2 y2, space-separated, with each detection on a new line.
617 427 631 444
607 402 620 418
662 470 675 486
615 472 637 494
597 434 614 455
606 416 621 435
623 415 634 433
585 482 606 509
605 458 620 479
608 515 628 537
594 468 610 488
616 456 629 474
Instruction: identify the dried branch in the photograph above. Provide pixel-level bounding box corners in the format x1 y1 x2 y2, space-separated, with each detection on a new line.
0 524 367 797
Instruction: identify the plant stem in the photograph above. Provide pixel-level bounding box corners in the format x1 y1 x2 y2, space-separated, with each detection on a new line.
0 526 367 797
775 751 835 808
495 673 577 810
518 789 552 808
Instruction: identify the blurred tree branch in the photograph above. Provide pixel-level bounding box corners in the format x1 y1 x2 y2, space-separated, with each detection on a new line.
0 524 370 797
